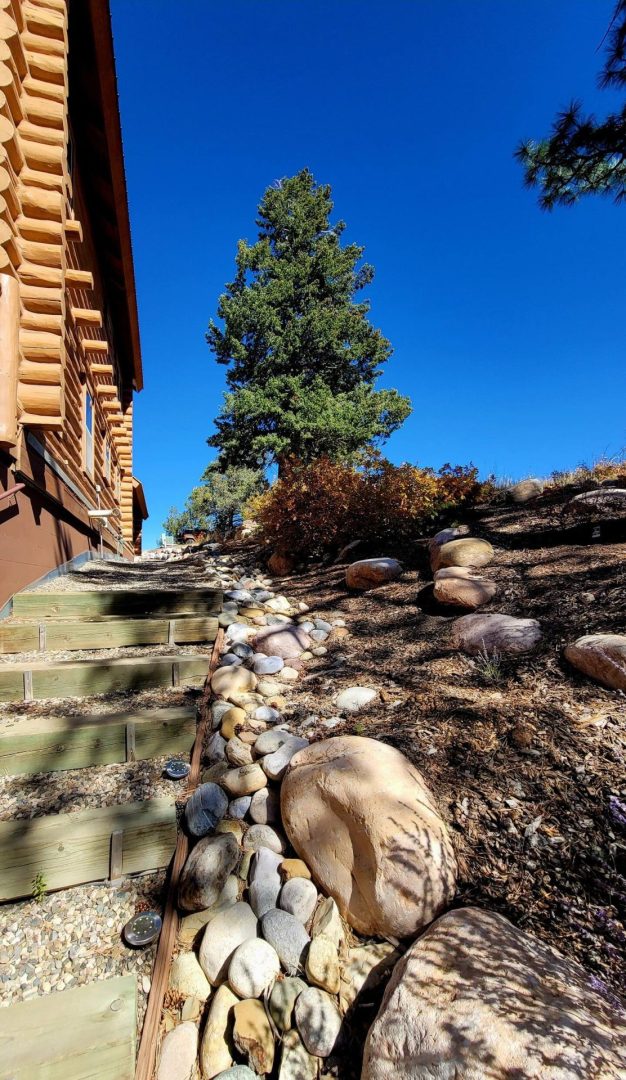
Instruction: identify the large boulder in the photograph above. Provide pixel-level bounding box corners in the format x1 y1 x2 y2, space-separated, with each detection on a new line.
362 907 626 1079
430 537 494 573
432 567 497 610
345 558 402 590
507 478 544 504
452 613 542 656
568 488 626 516
281 736 456 938
254 624 311 659
564 634 626 691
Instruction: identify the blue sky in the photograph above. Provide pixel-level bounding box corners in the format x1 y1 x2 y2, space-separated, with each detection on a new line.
111 1 626 548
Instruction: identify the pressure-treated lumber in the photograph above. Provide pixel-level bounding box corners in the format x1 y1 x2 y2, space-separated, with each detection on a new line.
0 975 136 1080
135 629 224 1080
0 796 177 900
0 704 197 775
13 587 223 617
0 614 219 653
0 652 211 702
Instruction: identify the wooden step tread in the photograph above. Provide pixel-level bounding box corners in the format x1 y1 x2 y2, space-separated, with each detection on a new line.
0 653 210 702
0 614 219 654
0 705 197 775
0 975 136 1079
0 796 177 901
12 588 223 618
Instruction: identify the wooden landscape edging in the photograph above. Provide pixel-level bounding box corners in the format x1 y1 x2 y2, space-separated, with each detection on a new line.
134 628 225 1080
0 614 219 654
12 588 223 619
0 652 211 702
0 974 137 1080
0 797 177 901
0 705 197 776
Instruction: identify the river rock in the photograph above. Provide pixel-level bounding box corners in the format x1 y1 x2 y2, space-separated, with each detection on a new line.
335 686 378 713
269 976 307 1032
294 987 342 1058
212 666 258 701
345 557 402 590
200 984 238 1078
213 700 234 728
221 763 268 797
254 625 311 659
185 782 229 837
568 488 626 515
233 999 275 1075
339 941 399 1011
256 679 283 698
508 478 544 503
280 877 318 925
452 613 542 656
205 731 227 763
311 897 343 949
178 876 239 946
231 642 254 661
228 795 252 819
217 819 245 842
169 952 212 1001
262 736 309 780
249 847 283 917
215 1069 258 1080
431 537 494 572
178 834 240 913
220 653 243 667
281 858 311 880
281 736 456 938
244 824 285 854
433 567 497 610
221 707 247 740
228 938 281 998
249 787 280 824
253 705 281 724
199 902 259 985
361 907 626 1079
564 633 626 691
157 1021 198 1080
306 933 340 993
255 728 293 756
253 655 284 675
279 1030 317 1080
226 736 254 767
432 524 470 545
261 909 310 975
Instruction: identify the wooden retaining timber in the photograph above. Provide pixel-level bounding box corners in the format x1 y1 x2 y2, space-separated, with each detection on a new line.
0 975 137 1079
0 796 177 901
0 613 219 653
12 587 223 618
135 628 225 1080
0 704 197 775
0 652 211 702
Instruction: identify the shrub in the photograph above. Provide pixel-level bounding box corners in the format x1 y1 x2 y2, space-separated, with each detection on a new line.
251 454 488 559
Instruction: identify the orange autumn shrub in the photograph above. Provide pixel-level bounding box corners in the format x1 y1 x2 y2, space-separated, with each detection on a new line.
250 454 487 559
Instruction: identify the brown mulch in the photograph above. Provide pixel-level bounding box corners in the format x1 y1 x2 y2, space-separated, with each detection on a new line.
233 495 626 1008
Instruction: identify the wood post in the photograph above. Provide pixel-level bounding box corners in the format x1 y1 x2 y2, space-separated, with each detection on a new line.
0 271 19 445
110 829 123 881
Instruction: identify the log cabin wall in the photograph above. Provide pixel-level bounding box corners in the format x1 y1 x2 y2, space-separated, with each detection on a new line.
0 0 145 606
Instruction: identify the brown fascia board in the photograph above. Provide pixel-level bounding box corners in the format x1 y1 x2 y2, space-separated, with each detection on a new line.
132 476 149 520
88 0 143 392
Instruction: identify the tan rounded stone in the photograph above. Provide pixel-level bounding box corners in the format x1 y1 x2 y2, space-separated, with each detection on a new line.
221 707 246 740
280 858 311 880
212 666 258 701
362 907 626 1080
564 634 626 691
222 763 268 797
433 566 497 610
200 984 238 1078
305 934 340 994
430 537 494 572
233 999 275 1075
452 613 542 656
281 736 456 938
345 558 402 590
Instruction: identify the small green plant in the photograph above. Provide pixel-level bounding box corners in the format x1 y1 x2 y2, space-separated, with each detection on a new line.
473 647 504 685
32 870 47 903
352 721 366 736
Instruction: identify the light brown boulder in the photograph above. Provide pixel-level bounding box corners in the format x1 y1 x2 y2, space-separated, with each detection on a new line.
345 558 402 590
568 488 626 516
508 477 544 503
362 907 626 1080
431 537 494 573
564 634 626 691
433 566 497 610
452 613 542 656
281 736 456 938
211 666 258 701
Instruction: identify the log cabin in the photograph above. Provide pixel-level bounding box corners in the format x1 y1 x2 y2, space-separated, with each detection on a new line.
0 0 147 609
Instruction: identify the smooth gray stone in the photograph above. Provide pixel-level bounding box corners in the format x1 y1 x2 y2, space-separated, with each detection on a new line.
215 1069 258 1080
254 729 294 756
244 824 285 854
261 909 310 975
199 901 258 985
205 731 227 762
261 736 308 781
249 847 282 917
249 787 280 825
294 987 342 1057
231 642 254 660
178 834 240 913
279 877 318 925
253 655 285 675
279 1030 318 1079
229 795 252 819
185 782 229 838
269 976 307 1032
220 653 243 666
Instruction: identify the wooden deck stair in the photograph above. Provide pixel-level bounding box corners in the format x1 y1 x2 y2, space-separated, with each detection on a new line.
0 613 219 654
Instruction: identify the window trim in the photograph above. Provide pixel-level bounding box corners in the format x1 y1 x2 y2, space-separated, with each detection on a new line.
84 387 94 478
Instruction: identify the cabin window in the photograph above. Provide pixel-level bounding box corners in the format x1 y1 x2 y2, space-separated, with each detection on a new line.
104 439 111 483
84 389 94 476
115 465 121 503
